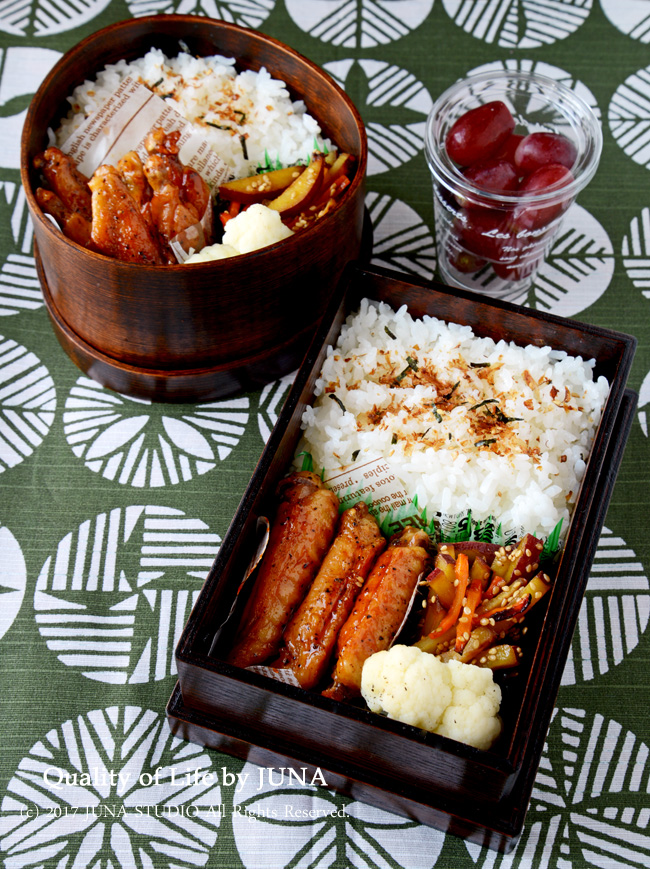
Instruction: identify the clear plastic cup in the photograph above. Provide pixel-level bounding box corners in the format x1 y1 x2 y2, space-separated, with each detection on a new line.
424 70 602 297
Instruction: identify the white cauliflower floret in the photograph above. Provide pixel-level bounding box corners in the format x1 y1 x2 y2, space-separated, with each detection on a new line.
361 645 453 732
222 202 293 253
361 645 502 751
184 203 294 263
436 659 502 750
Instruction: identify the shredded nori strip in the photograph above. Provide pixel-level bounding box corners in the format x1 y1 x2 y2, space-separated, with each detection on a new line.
469 398 499 411
474 438 497 447
235 110 247 123
240 135 249 160
470 362 491 368
206 122 233 131
432 405 443 423
329 394 346 412
395 355 419 384
391 433 398 444
151 77 164 89
351 449 360 462
443 381 460 400
384 325 397 339
495 408 523 424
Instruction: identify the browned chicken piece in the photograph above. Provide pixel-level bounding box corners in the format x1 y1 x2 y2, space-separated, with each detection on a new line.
227 471 340 669
143 130 210 226
33 147 92 221
323 525 430 699
149 182 204 245
116 151 151 209
142 132 210 247
273 502 386 689
182 166 211 221
145 127 181 158
142 152 184 194
88 165 165 265
35 187 93 249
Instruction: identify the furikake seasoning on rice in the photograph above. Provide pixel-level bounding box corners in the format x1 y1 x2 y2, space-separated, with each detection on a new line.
54 48 332 178
298 299 610 540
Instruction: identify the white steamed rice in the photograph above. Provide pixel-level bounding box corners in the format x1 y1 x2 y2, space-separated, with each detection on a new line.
298 299 610 539
54 48 331 178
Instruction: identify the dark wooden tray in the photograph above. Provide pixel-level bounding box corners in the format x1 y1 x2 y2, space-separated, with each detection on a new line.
168 264 637 851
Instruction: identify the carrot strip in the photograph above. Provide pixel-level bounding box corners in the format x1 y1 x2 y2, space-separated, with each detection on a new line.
219 200 241 227
428 552 469 639
454 577 483 653
475 593 531 625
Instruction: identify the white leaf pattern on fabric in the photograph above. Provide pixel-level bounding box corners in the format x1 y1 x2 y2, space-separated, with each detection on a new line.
33 506 220 683
85 416 150 460
323 59 433 175
562 526 650 686
442 0 592 49
125 0 276 28
465 707 650 865
257 373 295 443
601 0 650 43
161 416 214 460
366 191 437 278
232 762 445 868
622 205 650 301
0 46 63 170
609 64 650 169
528 205 614 315
0 334 55 472
0 706 223 867
0 0 111 36
286 0 435 48
0 523 26 640
639 369 650 437
63 377 250 486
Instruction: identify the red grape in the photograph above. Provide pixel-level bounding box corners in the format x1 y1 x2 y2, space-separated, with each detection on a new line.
445 101 515 167
493 133 524 164
514 132 577 175
455 207 517 261
515 164 574 230
463 157 519 195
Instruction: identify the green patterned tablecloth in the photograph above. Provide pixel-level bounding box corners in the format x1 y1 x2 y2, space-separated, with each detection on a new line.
1 2 649 867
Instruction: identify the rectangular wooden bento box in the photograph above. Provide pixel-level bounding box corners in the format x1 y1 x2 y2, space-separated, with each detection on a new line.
168 263 637 852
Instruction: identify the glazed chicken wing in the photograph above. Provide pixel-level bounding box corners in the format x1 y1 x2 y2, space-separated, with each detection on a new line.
34 129 212 263
88 164 165 265
35 187 93 249
143 132 212 247
116 151 151 210
33 147 92 221
149 181 205 246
